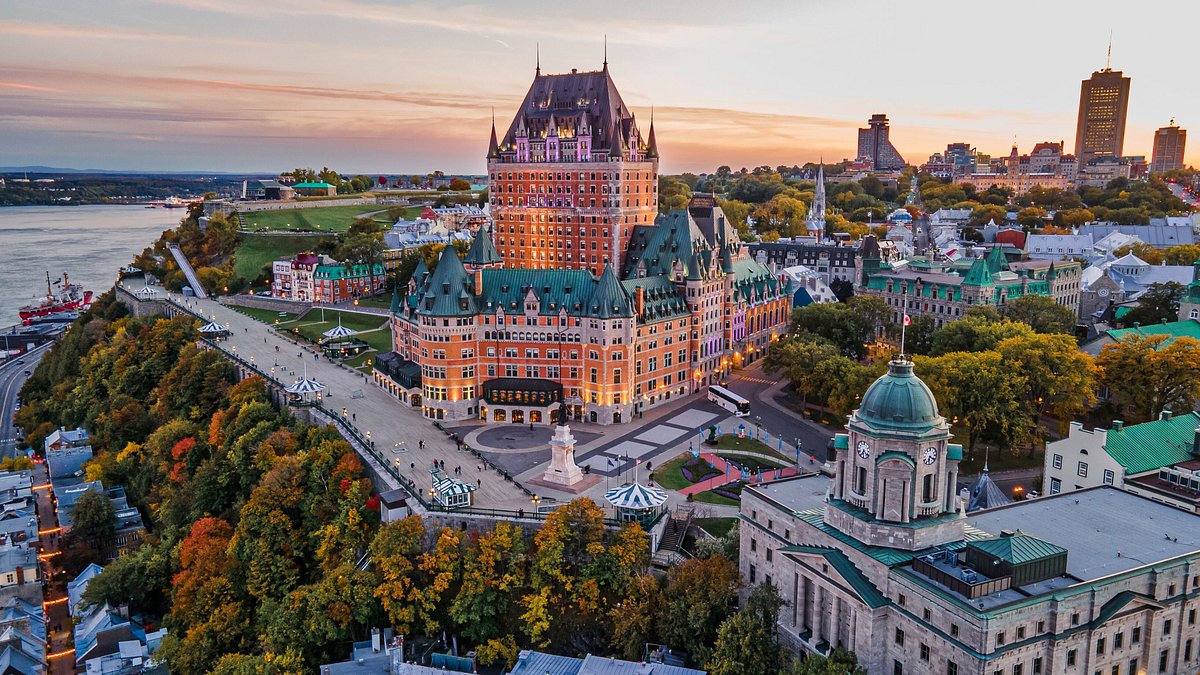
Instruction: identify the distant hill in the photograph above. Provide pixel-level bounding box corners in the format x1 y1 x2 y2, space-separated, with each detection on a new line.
0 166 257 176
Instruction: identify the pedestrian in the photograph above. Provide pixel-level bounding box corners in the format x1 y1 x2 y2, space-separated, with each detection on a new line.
418 439 425 450
410 461 415 471
352 413 356 421
477 478 481 487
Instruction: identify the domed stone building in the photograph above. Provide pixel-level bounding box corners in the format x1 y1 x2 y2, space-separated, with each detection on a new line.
738 356 1200 675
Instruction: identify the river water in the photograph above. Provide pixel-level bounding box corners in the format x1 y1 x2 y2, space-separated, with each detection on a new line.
0 205 180 324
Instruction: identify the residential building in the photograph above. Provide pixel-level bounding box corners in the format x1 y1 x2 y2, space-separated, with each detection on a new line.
1079 221 1195 248
53 482 145 558
382 197 789 425
272 253 384 303
74 603 164 672
1179 260 1200 321
0 547 38 594
1025 233 1094 260
68 564 105 617
46 442 92 481
44 427 87 452
419 205 491 232
1075 66 1132 165
319 630 475 675
742 357 1200 674
749 238 859 285
1043 411 1200 513
856 114 905 170
781 266 839 307
958 143 1075 196
486 61 659 275
0 509 37 551
1151 120 1187 173
0 597 46 674
860 245 1081 328
381 220 471 272
1081 317 1200 356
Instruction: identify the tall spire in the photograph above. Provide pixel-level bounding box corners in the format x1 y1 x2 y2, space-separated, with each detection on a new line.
806 160 827 238
603 34 608 71
487 107 499 159
536 42 541 76
645 105 658 159
1106 29 1112 70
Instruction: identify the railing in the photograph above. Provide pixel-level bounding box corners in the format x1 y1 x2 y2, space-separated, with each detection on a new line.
161 295 655 528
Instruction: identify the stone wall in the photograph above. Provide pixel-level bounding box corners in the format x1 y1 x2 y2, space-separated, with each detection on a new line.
220 294 312 314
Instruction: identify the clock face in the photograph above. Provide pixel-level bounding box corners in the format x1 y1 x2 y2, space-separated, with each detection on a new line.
922 447 938 465
856 441 871 459
1098 288 1110 298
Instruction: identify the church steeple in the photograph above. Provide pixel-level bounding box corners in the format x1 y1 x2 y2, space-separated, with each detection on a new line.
806 162 827 238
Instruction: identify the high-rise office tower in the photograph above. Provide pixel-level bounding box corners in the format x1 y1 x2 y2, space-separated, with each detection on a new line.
1074 63 1131 165
1151 120 1186 173
856 114 905 170
486 58 658 274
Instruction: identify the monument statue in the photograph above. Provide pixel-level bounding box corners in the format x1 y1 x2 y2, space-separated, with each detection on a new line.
541 419 584 487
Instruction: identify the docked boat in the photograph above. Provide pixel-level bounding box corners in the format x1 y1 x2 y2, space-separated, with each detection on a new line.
19 272 93 323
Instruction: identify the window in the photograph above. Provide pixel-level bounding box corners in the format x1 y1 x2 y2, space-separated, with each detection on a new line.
1017 626 1026 639
895 628 905 646
1013 666 1023 675
951 624 959 638
1104 469 1115 485
1165 619 1173 634
1037 621 1046 633
1128 660 1138 674
947 663 958 675
924 608 932 622
1072 612 1081 626
1053 453 1063 469
1033 657 1043 674
750 538 756 552
766 548 773 562
1160 649 1169 672
1050 478 1062 494
749 564 756 584
1132 626 1141 643
898 594 906 607
1068 650 1077 666
1111 667 1119 675
894 661 903 675
1190 608 1196 625
1115 632 1124 649
920 644 930 661
1186 639 1193 661
1078 461 1088 477
1097 636 1105 654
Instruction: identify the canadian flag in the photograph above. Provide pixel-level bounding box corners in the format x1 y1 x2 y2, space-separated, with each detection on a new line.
903 314 911 326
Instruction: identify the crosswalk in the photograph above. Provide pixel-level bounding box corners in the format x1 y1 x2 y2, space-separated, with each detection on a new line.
735 376 776 385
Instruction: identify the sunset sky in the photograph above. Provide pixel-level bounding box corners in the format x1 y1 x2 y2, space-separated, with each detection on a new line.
2 0 1197 174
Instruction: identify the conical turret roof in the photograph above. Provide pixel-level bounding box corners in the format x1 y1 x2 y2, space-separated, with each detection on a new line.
420 246 474 316
587 265 634 318
463 225 502 267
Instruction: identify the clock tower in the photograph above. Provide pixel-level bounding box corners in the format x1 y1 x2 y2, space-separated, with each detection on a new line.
826 357 965 551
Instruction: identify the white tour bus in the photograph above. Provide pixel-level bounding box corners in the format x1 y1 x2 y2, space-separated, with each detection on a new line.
708 385 750 417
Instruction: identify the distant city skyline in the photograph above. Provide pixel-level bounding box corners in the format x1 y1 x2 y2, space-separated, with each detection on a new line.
2 0 1197 174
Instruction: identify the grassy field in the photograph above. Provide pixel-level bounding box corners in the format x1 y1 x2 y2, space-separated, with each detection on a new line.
719 454 785 473
694 517 737 539
238 204 418 233
354 328 392 352
692 490 740 506
230 305 301 324
233 234 332 284
651 454 693 490
287 308 389 341
708 435 795 463
354 294 393 309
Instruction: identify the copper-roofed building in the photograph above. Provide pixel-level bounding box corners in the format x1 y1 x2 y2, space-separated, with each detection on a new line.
487 60 659 275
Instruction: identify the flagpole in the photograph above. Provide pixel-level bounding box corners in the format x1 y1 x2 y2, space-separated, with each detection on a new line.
899 286 908 358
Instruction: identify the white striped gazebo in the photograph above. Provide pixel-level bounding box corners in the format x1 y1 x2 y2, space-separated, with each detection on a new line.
604 481 668 522
134 286 158 298
322 317 357 340
197 320 229 336
284 363 326 403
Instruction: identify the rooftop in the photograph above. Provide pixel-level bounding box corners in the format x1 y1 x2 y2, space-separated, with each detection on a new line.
746 474 831 515
966 487 1200 583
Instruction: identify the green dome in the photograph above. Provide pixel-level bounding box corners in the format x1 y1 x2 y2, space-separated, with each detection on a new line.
855 359 941 433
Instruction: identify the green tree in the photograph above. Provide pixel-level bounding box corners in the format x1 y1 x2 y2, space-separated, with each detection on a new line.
1098 335 1200 423
916 351 1028 456
658 555 740 666
786 648 868 674
1164 244 1200 266
370 516 426 634
1120 282 1186 327
609 573 665 660
997 333 1097 442
930 313 1033 355
452 521 526 643
72 489 116 549
904 314 938 355
1016 206 1048 228
1000 295 1077 334
763 339 841 404
706 583 785 675
791 296 891 359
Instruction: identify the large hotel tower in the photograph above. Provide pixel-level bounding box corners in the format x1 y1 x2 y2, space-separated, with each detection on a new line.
376 62 791 426
485 59 659 275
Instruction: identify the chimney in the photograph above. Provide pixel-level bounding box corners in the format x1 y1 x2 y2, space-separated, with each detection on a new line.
1193 427 1200 457
371 627 381 653
635 286 645 315
474 268 483 296
1160 410 1174 422
1111 420 1124 431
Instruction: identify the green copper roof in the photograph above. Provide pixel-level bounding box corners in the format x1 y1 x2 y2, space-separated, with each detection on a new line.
947 443 963 461
390 286 401 314
985 244 1009 274
411 257 429 283
315 263 383 280
963 257 994 287
876 451 916 467
781 545 888 608
463 225 501 266
967 532 1066 564
621 275 689 322
1104 319 1200 349
291 181 335 188
420 246 474 316
1103 410 1200 474
478 268 595 315
623 210 712 279
590 265 634 318
790 509 992 566
854 359 943 435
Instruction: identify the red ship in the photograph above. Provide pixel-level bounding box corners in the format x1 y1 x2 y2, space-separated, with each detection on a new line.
19 272 93 323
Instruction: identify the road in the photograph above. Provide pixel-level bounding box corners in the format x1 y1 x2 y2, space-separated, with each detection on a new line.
1168 182 1199 209
723 360 835 463
0 345 49 458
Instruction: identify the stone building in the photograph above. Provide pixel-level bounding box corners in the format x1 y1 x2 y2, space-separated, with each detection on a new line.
860 245 1081 328
741 357 1200 674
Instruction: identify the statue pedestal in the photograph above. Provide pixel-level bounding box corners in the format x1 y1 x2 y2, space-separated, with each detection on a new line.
542 425 584 487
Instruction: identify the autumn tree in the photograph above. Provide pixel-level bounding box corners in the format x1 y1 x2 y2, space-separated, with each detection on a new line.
452 521 526 643
999 295 1077 334
609 574 665 661
996 333 1097 442
930 311 1033 355
916 351 1028 456
1098 335 1200 423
